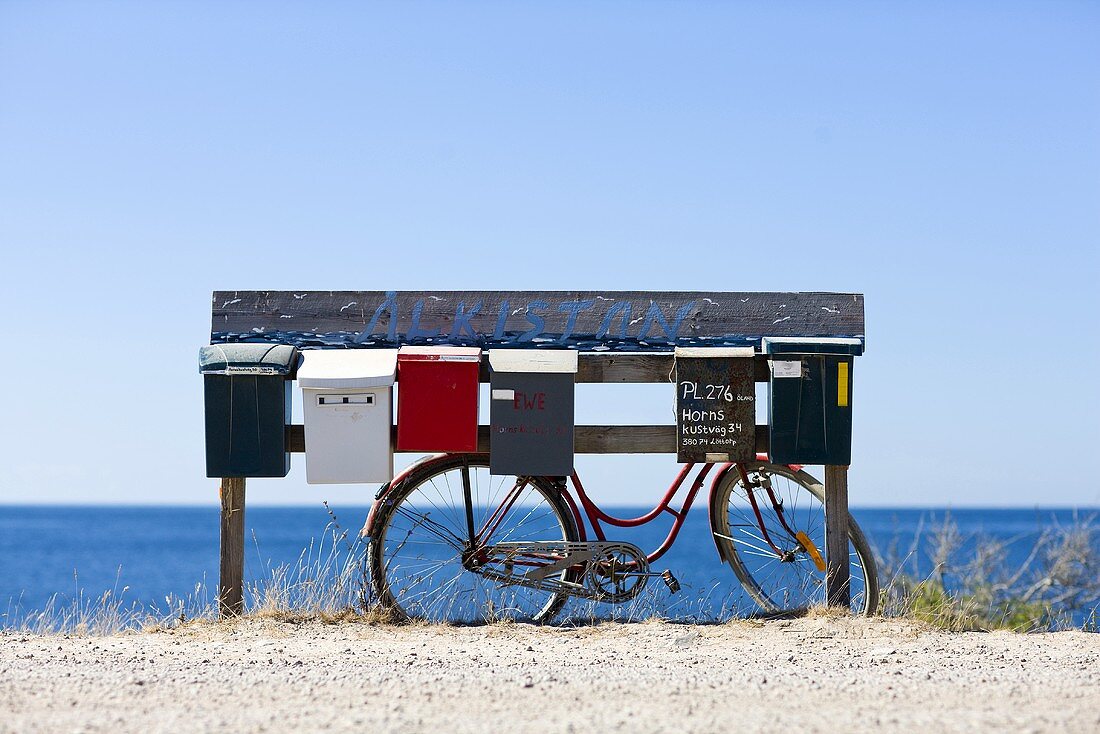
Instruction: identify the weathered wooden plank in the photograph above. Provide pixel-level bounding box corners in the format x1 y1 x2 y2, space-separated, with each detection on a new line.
569 425 675 454
284 424 770 455
362 353 765 384
212 291 865 352
218 477 246 618
575 353 775 383
479 353 683 383
824 465 851 608
575 353 678 383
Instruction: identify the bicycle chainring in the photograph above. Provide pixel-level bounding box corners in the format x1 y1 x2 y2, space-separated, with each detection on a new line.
473 540 651 603
586 542 650 603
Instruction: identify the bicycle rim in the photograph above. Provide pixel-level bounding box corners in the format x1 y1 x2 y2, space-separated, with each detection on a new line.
711 462 878 616
369 456 577 624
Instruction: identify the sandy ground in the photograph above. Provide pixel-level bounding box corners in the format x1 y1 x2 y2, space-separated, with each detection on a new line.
1 615 1098 734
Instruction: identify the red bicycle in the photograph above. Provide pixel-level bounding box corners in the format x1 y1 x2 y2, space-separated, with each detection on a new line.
366 453 878 623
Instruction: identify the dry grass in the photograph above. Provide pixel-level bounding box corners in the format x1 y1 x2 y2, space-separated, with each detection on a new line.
804 604 853 620
4 503 381 636
877 510 1100 632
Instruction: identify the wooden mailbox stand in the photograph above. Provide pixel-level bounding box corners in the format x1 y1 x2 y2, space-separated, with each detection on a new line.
208 291 864 617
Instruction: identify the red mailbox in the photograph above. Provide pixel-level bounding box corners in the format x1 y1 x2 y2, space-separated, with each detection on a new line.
396 346 482 452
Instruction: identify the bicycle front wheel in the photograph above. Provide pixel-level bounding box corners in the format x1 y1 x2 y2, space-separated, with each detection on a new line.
710 462 879 616
367 455 579 624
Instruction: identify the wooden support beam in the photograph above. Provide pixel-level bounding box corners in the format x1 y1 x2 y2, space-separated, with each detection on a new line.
218 477 246 618
473 353 772 383
284 424 769 454
824 465 851 608
575 353 677 383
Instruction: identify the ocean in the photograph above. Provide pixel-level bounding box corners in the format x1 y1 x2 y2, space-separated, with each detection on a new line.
2 505 1096 627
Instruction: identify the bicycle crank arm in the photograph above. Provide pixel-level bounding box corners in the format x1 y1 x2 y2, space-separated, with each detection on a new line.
613 569 682 593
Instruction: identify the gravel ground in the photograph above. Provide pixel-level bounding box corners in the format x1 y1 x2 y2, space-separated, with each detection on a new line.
2 615 1098 734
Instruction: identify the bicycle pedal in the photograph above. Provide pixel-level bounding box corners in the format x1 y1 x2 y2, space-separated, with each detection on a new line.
661 570 681 594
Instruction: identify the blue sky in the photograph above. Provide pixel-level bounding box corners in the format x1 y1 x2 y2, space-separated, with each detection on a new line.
1 2 1097 506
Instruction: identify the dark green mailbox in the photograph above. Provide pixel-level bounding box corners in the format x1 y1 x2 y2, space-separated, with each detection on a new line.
763 337 862 465
199 344 299 478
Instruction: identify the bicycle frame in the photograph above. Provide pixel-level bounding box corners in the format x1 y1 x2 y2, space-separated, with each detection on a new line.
565 463 716 564
364 452 800 566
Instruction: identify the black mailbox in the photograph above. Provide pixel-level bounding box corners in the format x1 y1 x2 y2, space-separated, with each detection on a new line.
489 350 578 477
199 343 299 478
674 347 756 463
763 337 861 466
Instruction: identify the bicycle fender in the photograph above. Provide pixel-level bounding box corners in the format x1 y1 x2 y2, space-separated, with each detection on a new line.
361 453 484 537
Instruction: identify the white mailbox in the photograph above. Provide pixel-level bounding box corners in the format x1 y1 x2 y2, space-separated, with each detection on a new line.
298 349 397 484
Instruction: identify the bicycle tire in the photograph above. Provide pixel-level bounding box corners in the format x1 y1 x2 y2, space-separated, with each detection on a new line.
709 462 879 616
368 454 580 624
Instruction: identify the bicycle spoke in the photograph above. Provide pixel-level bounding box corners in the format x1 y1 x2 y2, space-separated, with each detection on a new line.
714 462 877 616
392 506 467 550
371 458 574 624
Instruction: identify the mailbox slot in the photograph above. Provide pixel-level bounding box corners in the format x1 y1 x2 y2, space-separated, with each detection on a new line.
763 337 861 465
488 350 578 477
674 347 756 463
199 343 298 478
298 349 397 484
396 346 481 452
318 394 375 406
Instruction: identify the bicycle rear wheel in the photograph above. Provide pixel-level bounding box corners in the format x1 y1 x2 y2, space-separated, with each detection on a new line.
367 455 579 624
710 462 879 615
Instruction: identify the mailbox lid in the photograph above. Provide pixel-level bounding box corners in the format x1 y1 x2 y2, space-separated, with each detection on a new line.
488 350 579 374
398 346 482 363
199 344 299 376
298 349 398 389
761 337 863 356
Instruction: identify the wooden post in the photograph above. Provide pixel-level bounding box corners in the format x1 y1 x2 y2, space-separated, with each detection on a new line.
824 465 850 608
218 477 246 617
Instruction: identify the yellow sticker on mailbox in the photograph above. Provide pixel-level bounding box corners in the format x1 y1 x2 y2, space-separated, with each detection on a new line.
837 361 849 407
